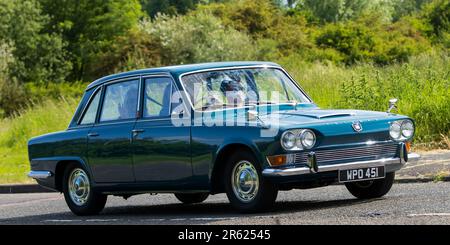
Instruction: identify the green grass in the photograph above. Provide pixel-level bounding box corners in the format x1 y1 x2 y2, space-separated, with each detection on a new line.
0 97 79 183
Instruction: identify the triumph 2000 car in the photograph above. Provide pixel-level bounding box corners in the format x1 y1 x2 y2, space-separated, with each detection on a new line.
27 62 420 215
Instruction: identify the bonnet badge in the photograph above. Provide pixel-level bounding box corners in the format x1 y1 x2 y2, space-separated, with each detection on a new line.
352 121 363 132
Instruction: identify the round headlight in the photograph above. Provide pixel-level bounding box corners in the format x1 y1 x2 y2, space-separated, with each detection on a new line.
401 120 414 139
281 131 296 149
389 121 402 139
300 130 316 149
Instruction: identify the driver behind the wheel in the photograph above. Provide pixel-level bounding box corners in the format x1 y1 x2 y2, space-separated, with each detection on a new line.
220 77 246 107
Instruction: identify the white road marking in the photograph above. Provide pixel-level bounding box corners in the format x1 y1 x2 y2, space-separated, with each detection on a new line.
43 219 82 222
86 219 119 222
189 217 235 221
408 213 450 217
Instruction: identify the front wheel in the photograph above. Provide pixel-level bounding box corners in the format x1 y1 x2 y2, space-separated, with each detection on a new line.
224 150 278 213
174 193 209 204
345 172 395 199
62 163 107 216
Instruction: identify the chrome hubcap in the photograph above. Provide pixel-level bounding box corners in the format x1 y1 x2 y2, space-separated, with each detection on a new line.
68 168 90 206
231 161 259 203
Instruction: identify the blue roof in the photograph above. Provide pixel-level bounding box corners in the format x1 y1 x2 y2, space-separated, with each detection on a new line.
86 61 280 90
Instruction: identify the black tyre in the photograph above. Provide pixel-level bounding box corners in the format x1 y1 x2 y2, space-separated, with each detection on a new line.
345 172 395 199
62 162 107 216
224 150 278 213
174 193 209 204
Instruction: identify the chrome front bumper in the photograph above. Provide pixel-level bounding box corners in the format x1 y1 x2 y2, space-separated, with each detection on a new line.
262 153 420 177
28 171 53 179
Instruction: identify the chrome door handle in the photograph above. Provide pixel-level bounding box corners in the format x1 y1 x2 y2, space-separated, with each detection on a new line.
88 132 99 137
132 129 145 135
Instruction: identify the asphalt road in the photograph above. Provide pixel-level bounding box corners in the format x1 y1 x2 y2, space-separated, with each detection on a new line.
1 182 450 225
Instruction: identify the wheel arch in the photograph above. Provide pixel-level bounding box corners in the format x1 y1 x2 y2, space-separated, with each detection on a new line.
210 142 263 194
54 157 90 192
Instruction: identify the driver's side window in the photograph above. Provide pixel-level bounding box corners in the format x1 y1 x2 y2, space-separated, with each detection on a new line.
143 77 173 118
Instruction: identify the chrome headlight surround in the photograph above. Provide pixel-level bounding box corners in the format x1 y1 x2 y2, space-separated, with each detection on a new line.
281 129 316 151
389 119 414 141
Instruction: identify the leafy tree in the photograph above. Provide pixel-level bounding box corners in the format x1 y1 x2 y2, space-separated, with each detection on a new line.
140 0 228 17
296 0 391 23
38 0 143 80
391 0 432 21
424 0 450 35
0 41 27 117
198 0 278 38
141 0 197 17
0 0 71 83
140 12 257 65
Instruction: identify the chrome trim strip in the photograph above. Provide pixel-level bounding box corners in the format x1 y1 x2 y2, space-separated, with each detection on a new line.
177 65 314 112
137 75 143 117
86 72 172 90
262 153 420 177
28 171 53 179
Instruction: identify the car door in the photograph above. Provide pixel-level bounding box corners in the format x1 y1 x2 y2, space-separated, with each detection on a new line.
87 78 139 183
132 76 192 184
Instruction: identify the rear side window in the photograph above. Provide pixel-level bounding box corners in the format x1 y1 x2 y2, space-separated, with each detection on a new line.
143 77 172 118
79 90 101 125
100 80 139 122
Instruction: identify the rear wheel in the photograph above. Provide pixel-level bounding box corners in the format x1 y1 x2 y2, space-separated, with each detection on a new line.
224 150 278 213
62 163 107 216
345 172 395 199
174 193 209 204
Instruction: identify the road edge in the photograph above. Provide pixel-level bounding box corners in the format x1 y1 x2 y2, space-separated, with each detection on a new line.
0 184 55 194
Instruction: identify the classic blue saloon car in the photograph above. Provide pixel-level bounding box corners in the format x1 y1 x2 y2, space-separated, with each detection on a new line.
28 62 420 215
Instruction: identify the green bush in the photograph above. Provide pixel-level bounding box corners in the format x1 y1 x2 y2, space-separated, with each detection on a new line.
315 15 431 64
198 0 277 38
140 11 257 65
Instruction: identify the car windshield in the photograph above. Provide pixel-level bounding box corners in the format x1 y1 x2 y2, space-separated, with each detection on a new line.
180 68 310 111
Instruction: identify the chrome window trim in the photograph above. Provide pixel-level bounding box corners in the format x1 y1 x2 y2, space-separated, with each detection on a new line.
91 119 137 127
76 85 103 126
141 75 174 119
177 65 314 113
136 117 172 123
139 74 191 121
86 72 172 91
98 77 140 124
137 75 143 117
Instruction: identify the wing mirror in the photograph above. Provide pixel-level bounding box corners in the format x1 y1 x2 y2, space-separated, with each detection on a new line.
387 98 398 113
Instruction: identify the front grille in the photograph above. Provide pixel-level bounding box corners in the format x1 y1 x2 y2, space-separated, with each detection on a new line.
294 143 398 164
